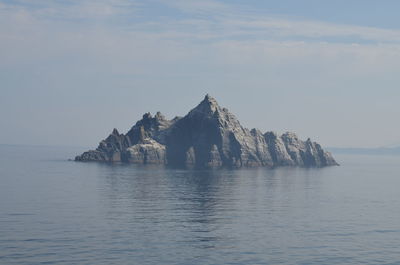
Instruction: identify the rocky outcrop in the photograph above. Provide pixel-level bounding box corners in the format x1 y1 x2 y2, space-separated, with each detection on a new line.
75 128 130 162
265 131 295 166
75 95 338 168
126 138 166 164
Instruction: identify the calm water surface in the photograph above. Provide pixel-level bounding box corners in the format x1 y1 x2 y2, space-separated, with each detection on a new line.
1 145 400 264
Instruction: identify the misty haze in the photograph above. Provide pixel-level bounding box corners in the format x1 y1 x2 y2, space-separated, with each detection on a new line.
1 1 400 264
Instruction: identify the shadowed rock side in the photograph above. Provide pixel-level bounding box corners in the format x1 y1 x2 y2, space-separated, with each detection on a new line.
75 95 338 168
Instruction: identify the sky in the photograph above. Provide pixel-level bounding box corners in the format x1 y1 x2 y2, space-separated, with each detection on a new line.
1 0 400 148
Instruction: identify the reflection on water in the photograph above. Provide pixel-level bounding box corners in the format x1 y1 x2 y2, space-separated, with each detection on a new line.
1 145 400 264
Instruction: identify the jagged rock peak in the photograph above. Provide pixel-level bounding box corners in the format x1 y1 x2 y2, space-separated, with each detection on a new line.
205 93 217 102
75 95 338 168
155 111 166 121
142 112 152 120
190 94 220 115
112 128 120 135
282 131 298 139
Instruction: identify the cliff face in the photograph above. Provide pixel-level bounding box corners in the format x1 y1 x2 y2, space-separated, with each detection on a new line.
75 95 338 168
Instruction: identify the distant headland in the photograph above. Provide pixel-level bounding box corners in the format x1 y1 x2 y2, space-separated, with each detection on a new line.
75 95 338 168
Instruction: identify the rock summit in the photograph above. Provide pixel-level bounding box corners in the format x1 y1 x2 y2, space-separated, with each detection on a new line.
75 95 338 168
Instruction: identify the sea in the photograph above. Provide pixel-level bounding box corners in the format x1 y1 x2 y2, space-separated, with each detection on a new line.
1 144 400 265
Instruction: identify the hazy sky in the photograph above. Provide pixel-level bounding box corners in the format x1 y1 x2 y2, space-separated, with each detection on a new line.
1 0 400 148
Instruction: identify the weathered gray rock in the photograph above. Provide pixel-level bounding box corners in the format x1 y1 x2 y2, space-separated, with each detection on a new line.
75 149 107 162
264 131 295 166
75 95 338 168
166 95 275 168
126 138 166 164
281 132 306 166
280 132 337 167
75 128 130 162
125 111 174 145
250 129 274 167
185 147 196 166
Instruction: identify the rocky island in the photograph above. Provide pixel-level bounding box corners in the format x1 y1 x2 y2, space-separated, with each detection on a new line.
75 95 338 168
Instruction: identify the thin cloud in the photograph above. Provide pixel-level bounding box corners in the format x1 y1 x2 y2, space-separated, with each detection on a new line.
163 0 229 15
0 0 139 21
2 0 400 44
221 18 400 43
2 0 400 146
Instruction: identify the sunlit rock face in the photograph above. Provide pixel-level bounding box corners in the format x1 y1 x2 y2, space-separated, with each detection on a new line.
75 95 338 168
